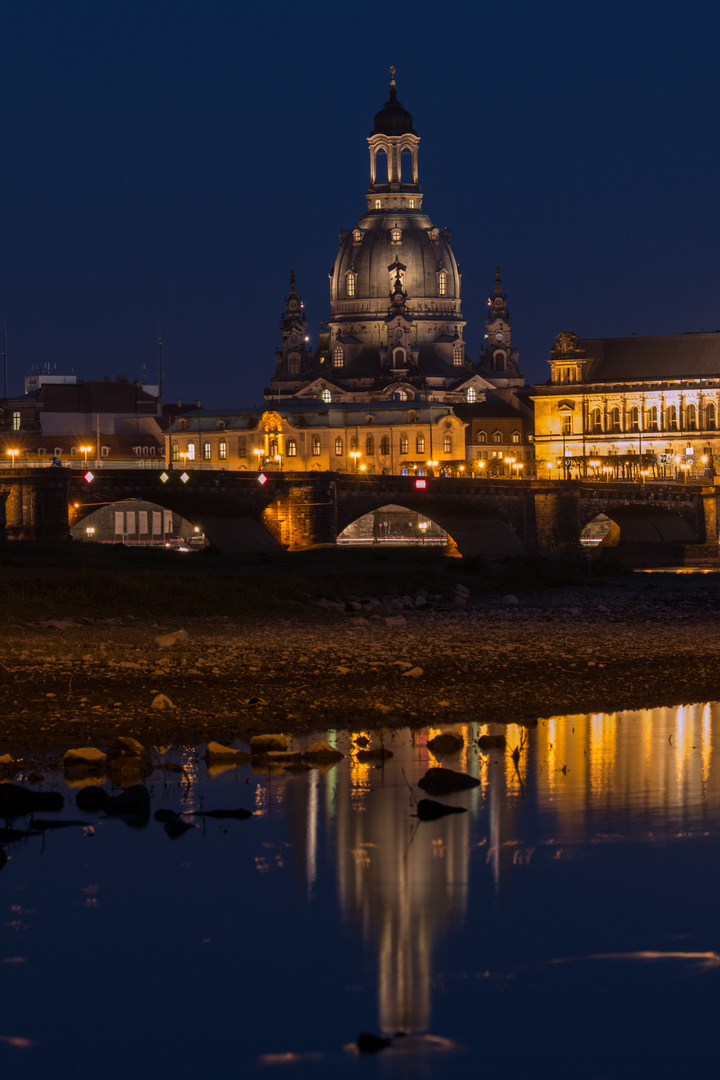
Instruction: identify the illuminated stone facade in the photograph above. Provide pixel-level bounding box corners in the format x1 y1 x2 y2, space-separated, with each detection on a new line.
166 402 466 475
267 76 523 406
532 331 720 480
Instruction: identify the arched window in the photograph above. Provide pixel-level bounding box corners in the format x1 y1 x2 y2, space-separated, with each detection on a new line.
610 407 621 432
591 407 602 433
286 439 297 457
687 403 697 430
202 442 212 460
667 404 678 430
466 388 476 403
172 443 179 461
495 352 506 372
443 434 452 453
399 434 408 455
346 272 356 298
390 227 402 244
312 436 321 456
392 347 406 368
366 434 374 455
438 270 447 296
453 342 464 366
647 406 658 431
219 440 227 460
629 406 640 431
375 199 381 209
380 435 390 455
401 467 409 476
321 389 332 403
334 437 343 456
477 431 487 444
707 403 717 430
187 443 196 460
268 439 278 457
288 353 300 375
11 411 20 431
512 432 520 444
333 344 344 367
416 434 425 454
493 431 502 444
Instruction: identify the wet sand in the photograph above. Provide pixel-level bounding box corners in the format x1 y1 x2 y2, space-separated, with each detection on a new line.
2 575 720 755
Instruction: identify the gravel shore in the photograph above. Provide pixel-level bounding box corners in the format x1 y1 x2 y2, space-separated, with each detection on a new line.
2 573 720 755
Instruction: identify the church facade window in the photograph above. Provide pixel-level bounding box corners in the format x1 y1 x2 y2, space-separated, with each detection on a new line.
219 440 227 460
399 434 408 454
187 443 196 460
416 434 425 453
346 272 356 298
366 434 374 455
286 439 297 457
203 442 212 460
443 434 452 453
380 435 390 455
390 227 402 244
312 436 321 456
437 270 447 296
335 437 343 456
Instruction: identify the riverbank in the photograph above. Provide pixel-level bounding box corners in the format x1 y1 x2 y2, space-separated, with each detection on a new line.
1 543 720 753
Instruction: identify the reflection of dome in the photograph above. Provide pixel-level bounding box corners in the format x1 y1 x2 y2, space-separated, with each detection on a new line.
371 86 417 136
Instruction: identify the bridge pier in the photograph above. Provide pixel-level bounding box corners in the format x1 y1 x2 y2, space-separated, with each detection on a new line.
532 488 583 555
0 468 70 541
261 481 337 550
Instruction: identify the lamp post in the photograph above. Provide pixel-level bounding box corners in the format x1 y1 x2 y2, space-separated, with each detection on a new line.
504 455 516 478
588 459 600 479
476 460 486 478
680 461 691 483
7 449 19 468
602 465 613 483
513 461 523 478
85 526 95 540
179 452 189 470
349 450 361 472
80 445 93 467
253 448 263 469
418 520 428 545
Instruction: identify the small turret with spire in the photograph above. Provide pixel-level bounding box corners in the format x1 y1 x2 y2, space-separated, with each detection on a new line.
274 270 310 377
479 267 524 386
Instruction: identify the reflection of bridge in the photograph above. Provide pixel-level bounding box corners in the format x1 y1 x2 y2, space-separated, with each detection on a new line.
2 467 720 558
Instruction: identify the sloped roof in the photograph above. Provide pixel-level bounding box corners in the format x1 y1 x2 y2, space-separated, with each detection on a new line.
580 332 720 382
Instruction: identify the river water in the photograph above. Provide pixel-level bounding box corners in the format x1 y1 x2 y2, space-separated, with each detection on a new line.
1 705 719 1079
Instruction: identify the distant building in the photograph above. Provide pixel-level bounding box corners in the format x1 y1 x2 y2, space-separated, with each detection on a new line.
0 373 165 466
455 391 535 477
266 75 524 406
166 401 466 475
532 331 720 480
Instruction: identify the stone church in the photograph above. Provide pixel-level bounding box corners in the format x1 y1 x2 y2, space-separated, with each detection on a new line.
266 74 525 406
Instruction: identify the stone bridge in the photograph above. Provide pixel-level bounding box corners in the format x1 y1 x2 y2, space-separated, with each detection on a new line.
1 467 719 559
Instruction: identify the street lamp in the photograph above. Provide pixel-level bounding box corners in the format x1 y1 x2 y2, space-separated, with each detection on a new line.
680 461 691 482
476 460 486 477
85 526 95 540
253 448 263 468
80 445 93 467
504 456 516 478
588 459 600 479
602 465 613 482
6 449 19 468
349 450 361 472
513 461 523 478
418 520 428 545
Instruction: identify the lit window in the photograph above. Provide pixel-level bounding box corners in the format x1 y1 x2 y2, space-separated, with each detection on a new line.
562 415 572 435
592 407 602 433
366 434 374 455
287 439 297 457
187 443 196 460
453 343 464 366
321 389 332 403
477 431 486 444
443 434 452 453
11 411 20 431
172 443 179 461
219 440 227 460
401 467 409 475
610 407 621 432
408 199 415 209
203 442 211 460
438 271 447 296
346 273 356 298
416 434 425 454
494 431 502 444
687 403 697 430
466 388 476 403
312 436 321 456
629 407 639 431
512 432 520 444
400 435 408 454
335 437 343 456
647 406 658 431
333 344 344 368
707 404 717 430
353 229 363 243
375 199 381 209
667 404 678 431
380 435 390 455
390 227 402 244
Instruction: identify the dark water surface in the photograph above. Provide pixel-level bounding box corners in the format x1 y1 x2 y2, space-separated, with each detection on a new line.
2 707 720 1079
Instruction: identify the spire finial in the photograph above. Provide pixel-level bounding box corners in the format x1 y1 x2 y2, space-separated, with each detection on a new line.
390 65 396 87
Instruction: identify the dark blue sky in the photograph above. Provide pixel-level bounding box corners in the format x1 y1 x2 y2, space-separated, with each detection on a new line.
2 0 719 405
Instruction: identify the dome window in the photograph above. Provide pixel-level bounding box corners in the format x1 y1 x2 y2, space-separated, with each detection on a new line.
438 270 447 296
375 199 382 209
333 344 344 368
390 226 402 245
392 347 406 368
353 229 363 244
288 353 300 375
467 388 477 403
453 342 464 366
408 199 415 209
321 389 332 403
346 272 356 298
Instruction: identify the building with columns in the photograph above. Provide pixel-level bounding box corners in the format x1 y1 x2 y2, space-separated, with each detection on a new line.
532 330 720 480
266 74 525 407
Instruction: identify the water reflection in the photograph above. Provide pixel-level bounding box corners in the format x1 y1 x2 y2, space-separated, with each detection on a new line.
1 702 720 1076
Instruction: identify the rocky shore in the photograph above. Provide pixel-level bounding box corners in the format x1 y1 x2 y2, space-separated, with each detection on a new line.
2 572 720 755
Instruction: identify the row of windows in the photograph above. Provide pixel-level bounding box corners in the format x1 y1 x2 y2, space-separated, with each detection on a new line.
477 431 523 444
172 434 455 460
331 341 465 369
585 403 718 434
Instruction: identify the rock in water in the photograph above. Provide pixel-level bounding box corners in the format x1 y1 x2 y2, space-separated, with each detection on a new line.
417 767 480 796
427 733 464 755
477 734 506 750
416 799 468 821
0 784 64 818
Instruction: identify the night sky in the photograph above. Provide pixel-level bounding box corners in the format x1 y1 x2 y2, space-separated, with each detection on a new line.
2 0 719 406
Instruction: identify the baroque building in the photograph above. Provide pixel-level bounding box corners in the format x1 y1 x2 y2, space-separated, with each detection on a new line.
532 331 720 480
267 74 524 406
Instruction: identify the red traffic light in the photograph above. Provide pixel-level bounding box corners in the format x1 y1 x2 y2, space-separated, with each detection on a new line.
415 478 427 489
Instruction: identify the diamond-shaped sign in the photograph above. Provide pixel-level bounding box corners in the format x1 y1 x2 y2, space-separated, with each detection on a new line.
180 472 190 484
160 472 169 483
84 471 94 483
257 473 268 486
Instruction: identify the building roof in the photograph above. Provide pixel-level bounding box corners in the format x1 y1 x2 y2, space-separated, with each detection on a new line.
579 332 720 382
371 84 416 136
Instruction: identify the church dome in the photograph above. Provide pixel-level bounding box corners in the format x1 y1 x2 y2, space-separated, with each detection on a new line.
371 86 417 136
